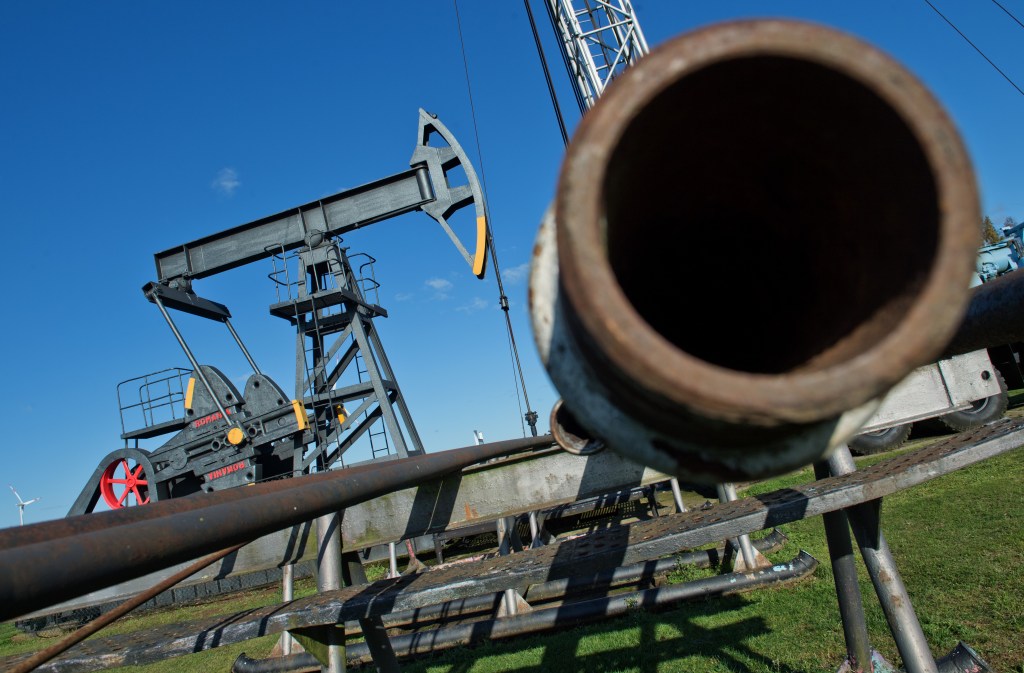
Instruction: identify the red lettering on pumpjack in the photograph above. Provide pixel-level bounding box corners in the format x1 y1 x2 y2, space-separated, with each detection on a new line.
192 408 232 430
205 460 247 481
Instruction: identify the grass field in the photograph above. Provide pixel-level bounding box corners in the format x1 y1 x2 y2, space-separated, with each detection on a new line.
3 429 1023 672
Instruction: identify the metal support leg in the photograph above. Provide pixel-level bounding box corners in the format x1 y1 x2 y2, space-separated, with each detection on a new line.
669 478 687 513
814 462 872 671
828 446 938 673
316 513 345 673
496 517 520 616
388 542 399 578
322 628 346 673
528 510 543 548
433 535 445 564
717 483 758 570
281 563 295 656
342 551 400 673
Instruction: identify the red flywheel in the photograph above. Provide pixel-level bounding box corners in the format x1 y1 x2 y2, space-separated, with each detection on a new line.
100 458 151 508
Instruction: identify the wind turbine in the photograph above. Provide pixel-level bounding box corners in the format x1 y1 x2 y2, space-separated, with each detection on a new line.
9 485 40 526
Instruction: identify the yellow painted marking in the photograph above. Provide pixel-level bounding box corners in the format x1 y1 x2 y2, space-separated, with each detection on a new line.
336 404 349 424
292 400 309 431
227 427 245 446
185 378 196 410
473 215 488 278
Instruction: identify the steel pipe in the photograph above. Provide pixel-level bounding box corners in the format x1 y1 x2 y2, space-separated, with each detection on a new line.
0 435 554 622
944 269 1024 358
531 20 980 482
828 446 938 673
550 398 605 455
814 461 872 670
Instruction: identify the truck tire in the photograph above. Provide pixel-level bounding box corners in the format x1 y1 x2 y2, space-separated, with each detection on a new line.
938 373 1008 432
849 423 912 456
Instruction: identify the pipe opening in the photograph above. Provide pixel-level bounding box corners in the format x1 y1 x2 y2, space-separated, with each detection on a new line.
550 399 605 455
605 57 939 374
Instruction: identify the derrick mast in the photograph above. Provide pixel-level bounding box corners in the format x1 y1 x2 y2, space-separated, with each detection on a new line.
544 0 649 113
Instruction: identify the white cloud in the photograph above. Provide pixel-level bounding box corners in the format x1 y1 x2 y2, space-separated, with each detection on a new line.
456 297 490 314
502 262 531 284
425 278 454 299
425 278 453 291
394 292 414 302
425 277 453 300
212 167 241 196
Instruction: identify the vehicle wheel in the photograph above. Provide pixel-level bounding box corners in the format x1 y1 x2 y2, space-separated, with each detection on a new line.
849 423 912 456
938 372 1008 432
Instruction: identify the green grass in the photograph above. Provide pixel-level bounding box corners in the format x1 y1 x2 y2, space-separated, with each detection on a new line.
3 444 1023 672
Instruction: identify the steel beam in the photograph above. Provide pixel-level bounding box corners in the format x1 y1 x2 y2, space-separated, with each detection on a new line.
340 444 670 549
155 168 428 282
153 109 487 283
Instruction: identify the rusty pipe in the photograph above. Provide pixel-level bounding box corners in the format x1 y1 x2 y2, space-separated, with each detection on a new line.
550 399 605 455
531 20 979 481
943 270 1024 358
0 435 553 622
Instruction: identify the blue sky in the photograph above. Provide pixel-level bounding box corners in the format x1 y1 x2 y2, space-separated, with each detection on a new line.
2 1 1022 525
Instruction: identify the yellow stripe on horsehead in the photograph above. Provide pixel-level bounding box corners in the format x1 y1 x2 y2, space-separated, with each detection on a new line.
291 400 309 431
473 215 488 278
184 378 196 410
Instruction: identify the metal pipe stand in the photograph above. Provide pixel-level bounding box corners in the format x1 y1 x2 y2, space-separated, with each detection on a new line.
825 445 938 673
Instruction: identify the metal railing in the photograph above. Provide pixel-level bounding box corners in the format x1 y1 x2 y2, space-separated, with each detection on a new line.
116 367 191 437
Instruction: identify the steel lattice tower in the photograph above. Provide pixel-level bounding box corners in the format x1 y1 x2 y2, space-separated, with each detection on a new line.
544 0 650 113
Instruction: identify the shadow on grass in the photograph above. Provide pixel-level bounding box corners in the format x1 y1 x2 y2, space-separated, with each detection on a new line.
418 595 803 673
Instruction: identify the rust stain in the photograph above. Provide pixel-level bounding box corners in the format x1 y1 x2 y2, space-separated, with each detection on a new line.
464 503 479 520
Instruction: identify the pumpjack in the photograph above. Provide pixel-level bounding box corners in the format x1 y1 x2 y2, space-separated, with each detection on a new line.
69 110 489 515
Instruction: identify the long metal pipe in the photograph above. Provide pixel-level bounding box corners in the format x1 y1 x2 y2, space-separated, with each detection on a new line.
0 435 554 622
530 19 980 482
813 461 872 670
9 544 243 673
944 269 1024 358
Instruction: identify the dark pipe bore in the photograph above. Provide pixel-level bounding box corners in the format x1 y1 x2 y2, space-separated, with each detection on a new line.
606 56 938 374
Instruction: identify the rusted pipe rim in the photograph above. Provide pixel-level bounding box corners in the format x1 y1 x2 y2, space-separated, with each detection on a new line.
556 19 979 426
550 399 606 455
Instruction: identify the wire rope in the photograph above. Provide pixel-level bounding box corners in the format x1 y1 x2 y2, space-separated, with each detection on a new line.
990 0 1024 31
453 0 539 437
925 0 1024 98
523 0 571 147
